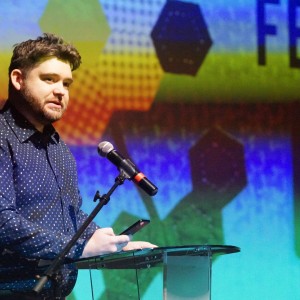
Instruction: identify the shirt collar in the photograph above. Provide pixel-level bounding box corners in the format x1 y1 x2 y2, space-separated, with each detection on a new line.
2 102 60 144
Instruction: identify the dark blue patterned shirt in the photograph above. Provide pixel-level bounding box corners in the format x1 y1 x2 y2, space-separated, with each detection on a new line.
0 102 98 297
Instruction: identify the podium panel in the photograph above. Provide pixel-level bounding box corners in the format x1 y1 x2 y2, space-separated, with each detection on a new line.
75 245 239 300
164 255 210 300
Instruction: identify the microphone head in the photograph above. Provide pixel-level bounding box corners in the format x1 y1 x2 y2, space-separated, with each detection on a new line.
98 141 114 157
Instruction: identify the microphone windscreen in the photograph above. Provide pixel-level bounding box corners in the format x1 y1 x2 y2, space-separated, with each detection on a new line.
98 141 114 157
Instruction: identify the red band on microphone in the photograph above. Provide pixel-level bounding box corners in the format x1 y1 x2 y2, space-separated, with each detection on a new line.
134 172 146 182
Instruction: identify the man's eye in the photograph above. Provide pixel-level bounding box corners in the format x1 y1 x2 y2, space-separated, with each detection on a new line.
44 78 54 82
64 82 72 88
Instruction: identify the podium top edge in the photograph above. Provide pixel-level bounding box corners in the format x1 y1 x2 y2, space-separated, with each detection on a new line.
154 244 240 254
75 244 240 270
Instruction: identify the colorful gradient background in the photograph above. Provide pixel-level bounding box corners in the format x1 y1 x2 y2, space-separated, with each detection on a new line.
1 0 300 299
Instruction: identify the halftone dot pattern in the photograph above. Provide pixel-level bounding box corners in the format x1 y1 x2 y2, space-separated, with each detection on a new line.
150 0 213 75
98 0 164 122
54 66 112 145
1 0 298 144
97 52 163 111
55 51 163 145
97 0 164 122
39 0 111 145
40 0 164 145
101 0 165 52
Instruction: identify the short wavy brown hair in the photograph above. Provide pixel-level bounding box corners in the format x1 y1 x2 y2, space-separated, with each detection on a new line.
8 33 81 75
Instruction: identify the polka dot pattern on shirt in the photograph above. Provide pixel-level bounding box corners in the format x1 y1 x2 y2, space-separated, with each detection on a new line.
0 104 98 296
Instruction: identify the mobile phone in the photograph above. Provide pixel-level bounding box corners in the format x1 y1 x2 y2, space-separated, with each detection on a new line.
119 219 150 235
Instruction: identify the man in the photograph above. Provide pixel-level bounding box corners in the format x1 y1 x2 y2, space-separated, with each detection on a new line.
0 33 156 299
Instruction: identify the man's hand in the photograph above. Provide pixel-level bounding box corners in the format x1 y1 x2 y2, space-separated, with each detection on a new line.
81 228 131 258
81 228 158 258
122 241 158 251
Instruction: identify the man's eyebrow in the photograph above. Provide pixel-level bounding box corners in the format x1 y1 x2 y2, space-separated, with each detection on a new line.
41 73 73 83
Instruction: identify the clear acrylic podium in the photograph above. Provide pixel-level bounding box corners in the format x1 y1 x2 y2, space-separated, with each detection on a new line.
75 245 240 300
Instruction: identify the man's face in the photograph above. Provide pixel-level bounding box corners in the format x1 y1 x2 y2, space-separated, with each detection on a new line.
17 57 73 130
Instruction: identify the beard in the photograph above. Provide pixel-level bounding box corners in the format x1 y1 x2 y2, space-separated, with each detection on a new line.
19 85 67 126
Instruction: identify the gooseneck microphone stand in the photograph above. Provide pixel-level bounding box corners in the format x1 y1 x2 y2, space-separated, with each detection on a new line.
33 171 127 297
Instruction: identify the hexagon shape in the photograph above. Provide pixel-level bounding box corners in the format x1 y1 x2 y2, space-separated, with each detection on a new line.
151 0 213 76
39 0 110 66
189 127 247 194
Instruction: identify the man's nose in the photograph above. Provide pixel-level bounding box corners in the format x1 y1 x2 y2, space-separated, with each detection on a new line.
53 82 66 96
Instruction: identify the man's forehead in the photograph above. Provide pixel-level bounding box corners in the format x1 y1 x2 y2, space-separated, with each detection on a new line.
33 57 73 77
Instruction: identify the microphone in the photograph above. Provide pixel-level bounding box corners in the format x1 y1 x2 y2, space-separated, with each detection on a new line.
98 141 158 196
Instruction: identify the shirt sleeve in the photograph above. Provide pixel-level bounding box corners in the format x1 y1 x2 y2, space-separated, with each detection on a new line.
0 138 90 261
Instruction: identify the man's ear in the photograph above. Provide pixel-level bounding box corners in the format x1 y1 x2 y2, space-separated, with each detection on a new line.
10 69 24 91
